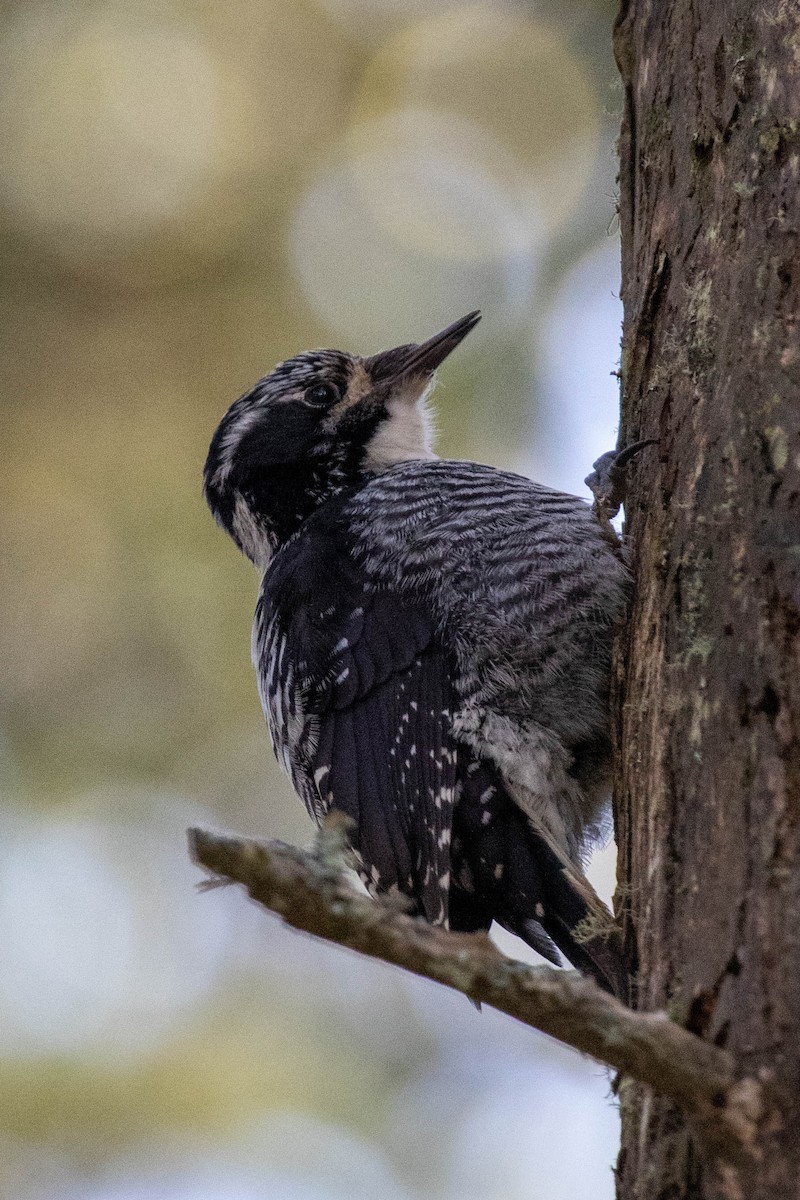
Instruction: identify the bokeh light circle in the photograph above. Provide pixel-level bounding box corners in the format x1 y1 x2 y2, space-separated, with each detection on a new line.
342 109 535 262
0 791 232 1059
314 0 469 42
288 114 538 348
0 18 217 239
353 5 601 236
0 3 352 285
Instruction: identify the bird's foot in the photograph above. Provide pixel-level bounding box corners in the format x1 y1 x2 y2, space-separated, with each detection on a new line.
585 440 658 524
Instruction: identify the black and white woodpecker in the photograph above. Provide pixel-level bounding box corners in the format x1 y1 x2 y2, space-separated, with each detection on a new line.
204 312 632 996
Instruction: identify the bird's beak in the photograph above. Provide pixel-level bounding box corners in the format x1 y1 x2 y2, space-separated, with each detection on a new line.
365 311 481 385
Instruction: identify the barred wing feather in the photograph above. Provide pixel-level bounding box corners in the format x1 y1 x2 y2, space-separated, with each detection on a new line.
255 519 459 925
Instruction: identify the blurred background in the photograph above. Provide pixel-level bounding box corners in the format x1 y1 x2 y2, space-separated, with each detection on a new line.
0 1 625 1197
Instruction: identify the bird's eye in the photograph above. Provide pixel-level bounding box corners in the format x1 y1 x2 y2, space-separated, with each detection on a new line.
304 382 339 406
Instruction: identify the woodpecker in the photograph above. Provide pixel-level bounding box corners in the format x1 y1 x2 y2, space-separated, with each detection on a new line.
204 312 631 996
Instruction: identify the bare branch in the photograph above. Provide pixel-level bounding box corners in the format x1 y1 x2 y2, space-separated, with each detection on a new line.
187 821 762 1162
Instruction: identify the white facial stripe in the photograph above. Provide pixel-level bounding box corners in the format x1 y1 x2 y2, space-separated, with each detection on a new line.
232 493 275 568
212 405 265 488
362 379 437 472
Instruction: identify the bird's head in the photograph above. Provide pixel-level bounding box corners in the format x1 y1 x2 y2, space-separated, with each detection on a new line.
204 310 480 566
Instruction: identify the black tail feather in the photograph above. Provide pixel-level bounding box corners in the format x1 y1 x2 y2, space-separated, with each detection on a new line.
491 915 563 967
516 830 628 1000
451 753 629 1001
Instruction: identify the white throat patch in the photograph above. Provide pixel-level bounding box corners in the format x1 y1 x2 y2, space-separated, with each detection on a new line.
362 381 437 472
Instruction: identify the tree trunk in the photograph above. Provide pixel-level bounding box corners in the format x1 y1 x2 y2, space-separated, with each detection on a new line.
613 1 800 1196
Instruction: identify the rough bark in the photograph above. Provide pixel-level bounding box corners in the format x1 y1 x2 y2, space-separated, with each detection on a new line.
614 2 800 1196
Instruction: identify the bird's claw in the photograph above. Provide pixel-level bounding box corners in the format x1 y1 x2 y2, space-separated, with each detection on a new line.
585 440 658 522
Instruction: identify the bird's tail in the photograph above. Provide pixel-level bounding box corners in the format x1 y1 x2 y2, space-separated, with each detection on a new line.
517 831 628 1000
452 754 629 1000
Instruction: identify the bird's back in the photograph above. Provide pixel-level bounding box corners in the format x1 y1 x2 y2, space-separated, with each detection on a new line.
343 458 629 757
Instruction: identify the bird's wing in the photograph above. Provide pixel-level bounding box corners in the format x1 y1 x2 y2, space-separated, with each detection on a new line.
313 595 458 923
256 518 458 925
